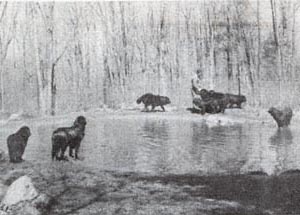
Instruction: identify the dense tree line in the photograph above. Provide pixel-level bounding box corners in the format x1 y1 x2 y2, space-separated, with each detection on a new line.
0 1 299 115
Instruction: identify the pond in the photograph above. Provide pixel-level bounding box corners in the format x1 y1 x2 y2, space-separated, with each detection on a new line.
1 112 299 176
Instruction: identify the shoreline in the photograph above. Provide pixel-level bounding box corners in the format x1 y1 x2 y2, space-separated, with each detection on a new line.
0 106 282 127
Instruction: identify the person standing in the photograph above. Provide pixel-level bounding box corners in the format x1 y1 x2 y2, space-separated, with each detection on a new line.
191 69 204 100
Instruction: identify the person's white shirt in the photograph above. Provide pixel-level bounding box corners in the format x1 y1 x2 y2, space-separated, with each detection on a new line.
191 74 202 99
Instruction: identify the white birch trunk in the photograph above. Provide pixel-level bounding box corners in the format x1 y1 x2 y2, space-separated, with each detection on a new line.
33 13 46 114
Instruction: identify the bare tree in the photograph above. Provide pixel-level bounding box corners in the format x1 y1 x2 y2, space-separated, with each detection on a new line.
256 0 262 106
225 4 233 92
35 2 69 115
0 2 14 111
291 1 299 79
0 2 299 113
270 0 284 104
206 3 216 89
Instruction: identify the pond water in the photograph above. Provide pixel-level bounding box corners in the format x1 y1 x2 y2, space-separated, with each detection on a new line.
1 113 300 176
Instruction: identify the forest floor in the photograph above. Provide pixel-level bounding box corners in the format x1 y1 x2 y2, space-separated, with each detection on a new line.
1 107 300 214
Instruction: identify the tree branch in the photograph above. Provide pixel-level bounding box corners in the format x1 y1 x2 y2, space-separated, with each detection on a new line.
0 2 7 24
1 38 12 63
36 2 48 29
53 45 68 66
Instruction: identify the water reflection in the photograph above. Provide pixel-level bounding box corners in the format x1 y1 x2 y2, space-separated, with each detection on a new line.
196 125 248 174
269 128 293 145
2 115 300 176
140 119 170 143
191 122 209 145
269 128 298 175
136 119 170 173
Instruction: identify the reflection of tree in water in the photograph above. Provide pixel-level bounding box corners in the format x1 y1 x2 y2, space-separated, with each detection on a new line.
269 128 295 174
189 122 208 167
191 122 209 145
191 123 248 174
213 126 248 174
100 120 137 171
269 128 293 145
140 119 170 143
136 119 171 173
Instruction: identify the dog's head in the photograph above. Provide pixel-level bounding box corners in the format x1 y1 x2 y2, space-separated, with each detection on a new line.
199 89 210 100
240 95 246 102
74 116 87 127
268 107 276 114
161 96 171 105
19 126 31 139
136 98 142 104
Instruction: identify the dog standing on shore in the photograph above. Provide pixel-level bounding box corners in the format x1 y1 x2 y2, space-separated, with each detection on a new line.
137 93 171 112
7 126 31 163
52 116 87 161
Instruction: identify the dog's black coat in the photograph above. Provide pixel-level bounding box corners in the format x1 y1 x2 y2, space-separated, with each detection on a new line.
52 116 87 160
137 93 171 111
7 126 31 163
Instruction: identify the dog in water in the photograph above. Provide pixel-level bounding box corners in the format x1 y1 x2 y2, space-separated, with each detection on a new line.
52 116 87 161
268 107 293 128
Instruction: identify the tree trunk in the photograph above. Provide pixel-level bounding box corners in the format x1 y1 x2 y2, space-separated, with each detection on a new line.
270 0 282 104
291 2 296 79
157 5 167 95
270 0 279 47
50 63 56 115
47 4 55 115
207 7 215 89
22 36 27 109
226 10 232 92
0 63 4 111
256 0 261 106
119 2 128 103
22 3 29 110
32 8 46 114
237 63 241 96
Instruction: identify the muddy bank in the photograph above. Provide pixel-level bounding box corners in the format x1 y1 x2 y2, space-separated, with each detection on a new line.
1 159 300 215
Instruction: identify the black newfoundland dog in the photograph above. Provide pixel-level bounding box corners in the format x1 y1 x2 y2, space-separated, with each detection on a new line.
137 93 171 112
268 107 293 128
52 116 87 161
7 126 31 163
